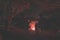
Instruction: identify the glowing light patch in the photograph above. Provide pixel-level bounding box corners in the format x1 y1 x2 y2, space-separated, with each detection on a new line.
31 27 35 31
29 21 36 31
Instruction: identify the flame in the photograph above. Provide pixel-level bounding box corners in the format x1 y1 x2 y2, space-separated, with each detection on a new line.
29 21 37 31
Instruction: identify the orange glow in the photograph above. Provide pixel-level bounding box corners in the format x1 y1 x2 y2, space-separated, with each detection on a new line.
31 27 35 31
29 21 37 31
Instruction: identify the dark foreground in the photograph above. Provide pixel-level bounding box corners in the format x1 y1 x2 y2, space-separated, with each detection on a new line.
0 27 60 40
